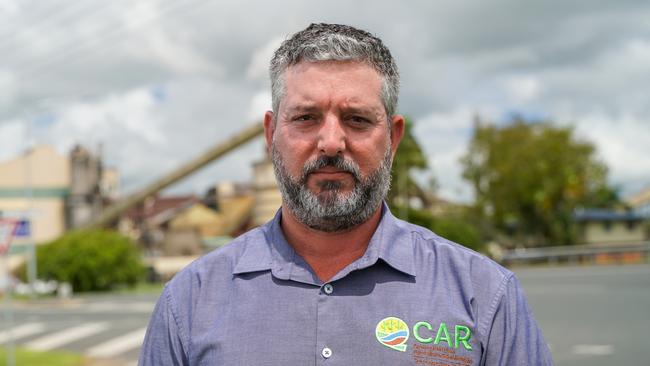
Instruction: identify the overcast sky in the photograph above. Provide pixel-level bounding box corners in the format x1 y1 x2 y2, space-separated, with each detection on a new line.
1 0 648 202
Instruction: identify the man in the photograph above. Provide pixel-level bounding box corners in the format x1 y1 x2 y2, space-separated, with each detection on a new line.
140 23 553 365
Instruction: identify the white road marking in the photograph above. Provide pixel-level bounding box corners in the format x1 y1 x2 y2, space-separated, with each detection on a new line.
23 301 155 313
572 344 614 356
84 302 155 313
0 323 46 343
86 326 147 358
24 322 110 351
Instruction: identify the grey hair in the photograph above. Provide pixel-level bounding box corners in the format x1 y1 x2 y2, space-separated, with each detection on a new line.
270 23 400 118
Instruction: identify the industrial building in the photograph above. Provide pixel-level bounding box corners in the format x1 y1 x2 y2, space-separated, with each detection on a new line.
0 145 118 254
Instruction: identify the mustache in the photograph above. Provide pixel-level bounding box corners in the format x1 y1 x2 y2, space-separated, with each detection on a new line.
301 155 361 182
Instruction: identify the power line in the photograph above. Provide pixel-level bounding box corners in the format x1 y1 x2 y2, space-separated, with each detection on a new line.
8 0 207 84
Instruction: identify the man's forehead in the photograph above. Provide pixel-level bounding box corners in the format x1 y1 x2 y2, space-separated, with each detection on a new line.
287 58 374 71
283 100 383 115
284 60 381 84
280 61 385 111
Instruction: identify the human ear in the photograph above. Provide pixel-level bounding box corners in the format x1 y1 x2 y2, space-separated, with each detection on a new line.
263 111 275 155
389 115 405 157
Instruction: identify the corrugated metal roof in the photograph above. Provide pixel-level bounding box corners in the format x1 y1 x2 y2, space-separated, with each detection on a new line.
574 209 643 222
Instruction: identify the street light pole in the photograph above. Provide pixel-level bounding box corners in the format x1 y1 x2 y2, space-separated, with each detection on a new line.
24 109 37 296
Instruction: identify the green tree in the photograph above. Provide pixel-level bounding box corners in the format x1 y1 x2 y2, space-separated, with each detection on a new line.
387 116 485 252
388 116 430 210
33 229 145 292
461 116 618 246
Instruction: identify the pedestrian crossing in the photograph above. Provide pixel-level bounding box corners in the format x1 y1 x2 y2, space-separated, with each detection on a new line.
0 322 46 344
25 322 111 351
86 327 147 358
0 321 147 364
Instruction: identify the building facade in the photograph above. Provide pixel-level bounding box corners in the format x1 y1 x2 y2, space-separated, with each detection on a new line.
0 145 118 251
575 209 646 245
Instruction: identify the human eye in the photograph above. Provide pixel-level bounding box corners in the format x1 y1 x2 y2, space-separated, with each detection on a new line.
347 115 372 127
293 114 315 122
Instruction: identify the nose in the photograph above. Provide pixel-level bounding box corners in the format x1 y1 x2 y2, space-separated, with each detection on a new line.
317 115 346 156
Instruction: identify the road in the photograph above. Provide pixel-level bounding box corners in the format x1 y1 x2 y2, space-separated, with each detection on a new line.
1 263 649 365
515 263 650 365
1 292 156 365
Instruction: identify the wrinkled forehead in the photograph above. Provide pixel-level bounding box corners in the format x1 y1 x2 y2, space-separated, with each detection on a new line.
281 60 385 108
283 59 382 83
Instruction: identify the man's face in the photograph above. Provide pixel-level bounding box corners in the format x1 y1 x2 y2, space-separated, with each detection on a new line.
264 60 404 232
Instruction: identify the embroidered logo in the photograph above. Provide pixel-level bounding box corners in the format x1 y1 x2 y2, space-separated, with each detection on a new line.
375 317 410 352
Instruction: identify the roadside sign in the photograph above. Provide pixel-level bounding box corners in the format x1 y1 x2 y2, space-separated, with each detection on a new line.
0 219 18 255
14 219 30 237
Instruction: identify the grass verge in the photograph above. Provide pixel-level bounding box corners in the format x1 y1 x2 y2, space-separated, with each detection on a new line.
0 347 84 366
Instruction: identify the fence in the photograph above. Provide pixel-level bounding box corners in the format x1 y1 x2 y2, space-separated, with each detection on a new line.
501 242 650 266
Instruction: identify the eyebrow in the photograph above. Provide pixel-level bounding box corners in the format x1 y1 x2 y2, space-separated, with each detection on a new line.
284 103 383 117
284 104 319 115
341 105 381 116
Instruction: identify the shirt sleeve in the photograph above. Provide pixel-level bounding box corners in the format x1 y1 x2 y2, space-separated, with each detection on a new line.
139 285 189 366
482 274 554 365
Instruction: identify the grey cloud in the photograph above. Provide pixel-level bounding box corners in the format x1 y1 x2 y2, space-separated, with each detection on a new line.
1 0 649 200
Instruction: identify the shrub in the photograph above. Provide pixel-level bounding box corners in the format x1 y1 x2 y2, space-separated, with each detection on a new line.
34 229 145 292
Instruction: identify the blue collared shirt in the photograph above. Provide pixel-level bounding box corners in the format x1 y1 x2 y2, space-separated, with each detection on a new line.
140 205 553 365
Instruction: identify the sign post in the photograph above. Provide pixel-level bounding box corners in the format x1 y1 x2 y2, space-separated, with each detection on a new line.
14 218 35 295
0 218 18 366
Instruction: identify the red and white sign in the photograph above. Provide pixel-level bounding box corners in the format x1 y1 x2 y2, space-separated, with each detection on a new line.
0 219 18 255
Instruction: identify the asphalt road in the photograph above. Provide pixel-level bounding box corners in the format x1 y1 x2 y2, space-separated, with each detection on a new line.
515 264 650 365
1 293 156 365
2 264 649 365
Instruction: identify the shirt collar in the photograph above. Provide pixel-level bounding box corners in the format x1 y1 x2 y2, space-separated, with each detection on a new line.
232 202 417 282
354 202 417 277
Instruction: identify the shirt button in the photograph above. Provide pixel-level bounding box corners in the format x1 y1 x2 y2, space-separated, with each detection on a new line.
321 347 332 358
323 283 334 295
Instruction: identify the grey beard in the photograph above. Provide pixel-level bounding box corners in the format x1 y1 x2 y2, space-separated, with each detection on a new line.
271 144 393 232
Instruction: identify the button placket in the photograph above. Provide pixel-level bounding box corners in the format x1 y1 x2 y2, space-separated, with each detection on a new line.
318 284 334 362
